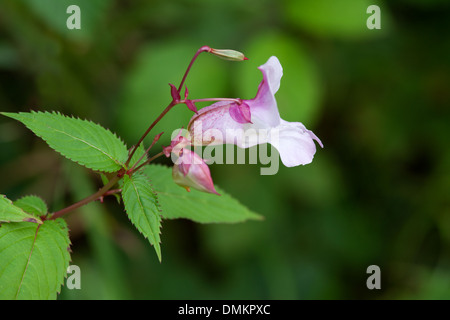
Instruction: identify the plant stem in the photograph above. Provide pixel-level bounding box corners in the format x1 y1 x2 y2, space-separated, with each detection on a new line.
183 97 242 104
133 151 165 172
177 45 211 93
49 46 212 221
125 101 175 167
126 46 211 167
130 132 164 172
102 189 122 198
48 174 121 220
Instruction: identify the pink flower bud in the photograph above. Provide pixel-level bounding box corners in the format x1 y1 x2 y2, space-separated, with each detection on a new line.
209 48 248 61
172 148 219 195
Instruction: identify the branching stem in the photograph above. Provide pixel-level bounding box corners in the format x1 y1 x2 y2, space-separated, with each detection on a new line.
49 46 211 220
48 173 122 220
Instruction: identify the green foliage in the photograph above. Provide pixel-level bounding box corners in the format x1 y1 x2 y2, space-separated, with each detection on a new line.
14 196 48 218
1 0 448 300
0 219 71 300
61 162 130 299
146 164 262 223
1 111 129 173
0 195 42 224
122 172 162 261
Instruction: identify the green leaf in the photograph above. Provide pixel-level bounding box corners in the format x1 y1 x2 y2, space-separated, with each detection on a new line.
14 196 48 218
2 111 128 173
122 172 162 261
0 195 42 224
0 219 71 299
145 165 262 223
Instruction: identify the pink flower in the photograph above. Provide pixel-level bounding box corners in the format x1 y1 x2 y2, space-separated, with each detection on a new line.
164 135 219 195
188 56 323 167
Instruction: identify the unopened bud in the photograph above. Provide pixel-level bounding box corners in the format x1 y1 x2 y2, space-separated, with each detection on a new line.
209 48 248 61
172 148 220 195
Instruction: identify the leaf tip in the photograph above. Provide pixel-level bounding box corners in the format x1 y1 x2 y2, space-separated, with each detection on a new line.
0 112 15 119
153 243 162 263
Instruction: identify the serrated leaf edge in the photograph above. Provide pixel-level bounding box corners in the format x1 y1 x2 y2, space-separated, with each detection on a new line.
13 194 49 218
122 173 162 262
147 164 264 223
0 195 43 224
2 111 128 173
0 218 72 299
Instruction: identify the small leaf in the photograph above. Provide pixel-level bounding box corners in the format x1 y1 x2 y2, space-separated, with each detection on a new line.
1 111 128 173
145 165 262 223
0 219 71 299
14 195 48 218
0 195 42 224
122 172 162 261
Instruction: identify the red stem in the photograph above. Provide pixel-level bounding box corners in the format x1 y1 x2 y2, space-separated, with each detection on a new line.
126 45 211 167
48 174 122 220
102 189 122 197
125 102 175 167
177 46 211 93
133 151 165 173
182 97 242 104
130 132 164 172
49 46 212 220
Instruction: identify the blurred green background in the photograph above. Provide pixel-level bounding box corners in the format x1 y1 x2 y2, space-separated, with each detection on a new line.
1 0 449 299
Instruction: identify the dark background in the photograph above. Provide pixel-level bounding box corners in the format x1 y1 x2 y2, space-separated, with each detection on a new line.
0 0 449 299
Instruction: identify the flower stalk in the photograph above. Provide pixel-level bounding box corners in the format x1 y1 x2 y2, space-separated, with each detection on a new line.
47 46 304 221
